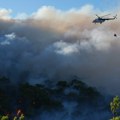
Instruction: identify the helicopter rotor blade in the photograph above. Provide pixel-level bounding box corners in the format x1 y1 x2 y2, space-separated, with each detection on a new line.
95 14 100 18
101 14 111 18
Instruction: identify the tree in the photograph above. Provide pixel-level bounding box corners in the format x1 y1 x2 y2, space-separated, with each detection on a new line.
1 115 9 120
13 116 17 120
19 114 25 120
110 96 120 120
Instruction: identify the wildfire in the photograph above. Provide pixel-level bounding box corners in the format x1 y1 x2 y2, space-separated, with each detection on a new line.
17 109 22 116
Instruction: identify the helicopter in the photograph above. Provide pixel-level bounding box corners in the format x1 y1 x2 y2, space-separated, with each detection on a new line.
92 14 117 24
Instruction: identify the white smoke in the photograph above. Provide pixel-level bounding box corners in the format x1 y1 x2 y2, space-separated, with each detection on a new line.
0 8 12 20
0 5 120 94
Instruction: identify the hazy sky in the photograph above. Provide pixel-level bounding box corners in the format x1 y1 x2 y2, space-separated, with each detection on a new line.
0 0 119 16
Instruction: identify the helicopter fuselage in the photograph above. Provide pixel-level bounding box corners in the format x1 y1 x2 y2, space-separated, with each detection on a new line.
92 15 117 24
93 18 105 24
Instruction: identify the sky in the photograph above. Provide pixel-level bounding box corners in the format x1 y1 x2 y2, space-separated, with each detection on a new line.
0 0 119 17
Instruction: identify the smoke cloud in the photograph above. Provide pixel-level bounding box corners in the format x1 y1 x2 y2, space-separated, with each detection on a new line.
0 5 120 94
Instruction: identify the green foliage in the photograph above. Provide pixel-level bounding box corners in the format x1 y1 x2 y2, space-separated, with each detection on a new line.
13 116 17 120
0 114 25 120
110 116 120 120
19 114 25 120
110 96 120 115
110 96 120 120
1 115 8 120
0 115 2 119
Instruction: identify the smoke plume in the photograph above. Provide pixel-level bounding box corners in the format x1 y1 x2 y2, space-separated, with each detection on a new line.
0 5 120 94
